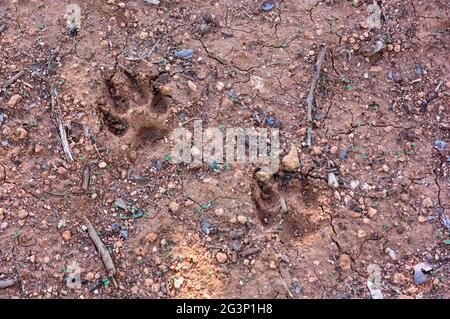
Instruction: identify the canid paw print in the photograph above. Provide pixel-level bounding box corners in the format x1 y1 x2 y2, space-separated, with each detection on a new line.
98 65 172 148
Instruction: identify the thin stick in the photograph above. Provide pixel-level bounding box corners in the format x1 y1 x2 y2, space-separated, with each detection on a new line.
81 166 90 191
83 216 118 288
50 87 74 162
116 63 134 77
181 117 200 126
93 144 102 159
0 279 17 289
32 72 74 162
2 70 25 90
125 39 160 62
306 47 327 149
277 267 294 299
17 79 33 89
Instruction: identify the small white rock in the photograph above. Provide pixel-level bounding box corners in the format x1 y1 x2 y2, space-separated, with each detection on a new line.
328 173 339 188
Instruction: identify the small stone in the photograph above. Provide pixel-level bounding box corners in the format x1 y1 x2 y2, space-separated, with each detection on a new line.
418 216 427 223
282 144 300 170
445 81 450 89
216 252 227 263
34 144 44 154
222 96 234 108
237 215 248 225
174 49 194 60
86 272 95 281
385 248 397 261
151 283 160 293
413 262 432 286
174 277 184 289
304 31 314 40
216 81 225 92
187 80 197 92
269 260 277 269
18 209 28 219
367 207 377 218
57 167 68 175
7 94 22 107
330 146 338 154
169 201 180 213
357 229 366 238
115 198 129 210
328 173 339 188
139 31 149 40
393 44 401 52
159 86 172 96
1 222 8 230
98 161 107 169
350 180 359 190
255 167 276 182
16 127 28 139
62 230 71 241
117 2 126 8
339 254 352 271
57 219 66 229
370 66 383 73
146 232 158 243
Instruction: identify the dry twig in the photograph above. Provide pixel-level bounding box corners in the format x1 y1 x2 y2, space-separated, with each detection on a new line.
84 217 118 288
33 72 74 162
125 39 160 62
2 70 25 91
0 279 17 289
81 166 90 191
50 87 74 162
306 47 327 149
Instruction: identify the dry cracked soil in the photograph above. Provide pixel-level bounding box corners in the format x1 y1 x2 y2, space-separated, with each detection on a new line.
0 0 449 299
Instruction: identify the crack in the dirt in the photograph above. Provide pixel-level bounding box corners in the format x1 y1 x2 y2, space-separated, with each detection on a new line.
433 167 445 213
307 1 324 23
196 37 227 66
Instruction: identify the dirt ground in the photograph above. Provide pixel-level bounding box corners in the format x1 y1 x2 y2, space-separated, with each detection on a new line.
0 0 449 299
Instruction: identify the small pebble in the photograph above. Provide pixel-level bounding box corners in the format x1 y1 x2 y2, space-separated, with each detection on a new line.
216 252 227 263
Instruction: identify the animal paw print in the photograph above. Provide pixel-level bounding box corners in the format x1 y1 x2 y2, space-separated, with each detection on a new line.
98 65 172 148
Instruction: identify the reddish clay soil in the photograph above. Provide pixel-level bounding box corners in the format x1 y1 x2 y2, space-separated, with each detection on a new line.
0 0 449 299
